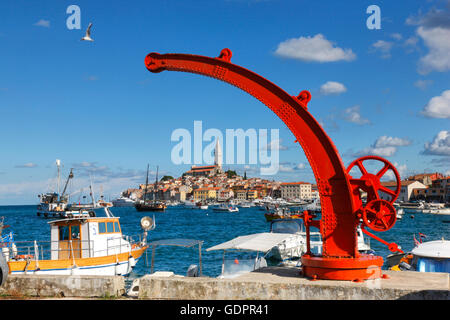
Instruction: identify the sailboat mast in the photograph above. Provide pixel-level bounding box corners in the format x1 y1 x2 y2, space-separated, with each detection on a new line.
154 166 159 202
143 164 149 205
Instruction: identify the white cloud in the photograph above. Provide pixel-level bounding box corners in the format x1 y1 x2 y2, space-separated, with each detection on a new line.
423 130 450 156
343 105 371 125
352 135 411 158
373 136 412 148
371 40 394 59
275 34 356 63
417 26 450 74
421 89 450 118
390 33 403 40
354 146 397 157
15 163 38 168
295 163 306 170
33 19 50 28
414 79 433 90
319 81 347 95
260 138 288 151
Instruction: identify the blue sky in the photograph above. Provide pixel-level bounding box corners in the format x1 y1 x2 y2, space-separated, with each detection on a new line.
0 0 449 204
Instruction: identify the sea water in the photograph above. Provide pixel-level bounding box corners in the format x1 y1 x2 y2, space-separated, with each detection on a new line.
1 205 449 279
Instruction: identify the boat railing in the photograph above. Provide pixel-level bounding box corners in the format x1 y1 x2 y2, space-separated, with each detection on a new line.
2 234 145 262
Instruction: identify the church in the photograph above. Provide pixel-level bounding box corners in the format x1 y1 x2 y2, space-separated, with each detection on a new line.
184 139 223 177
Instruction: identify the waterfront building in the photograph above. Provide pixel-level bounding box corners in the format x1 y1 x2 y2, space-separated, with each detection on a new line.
236 190 247 201
218 189 234 202
193 187 219 201
413 176 450 202
381 180 427 202
280 182 312 200
406 172 444 186
247 189 258 200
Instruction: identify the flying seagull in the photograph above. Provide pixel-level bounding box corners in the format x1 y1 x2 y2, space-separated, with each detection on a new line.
81 22 94 42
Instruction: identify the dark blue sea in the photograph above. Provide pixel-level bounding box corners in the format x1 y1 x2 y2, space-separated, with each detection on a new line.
1 205 449 280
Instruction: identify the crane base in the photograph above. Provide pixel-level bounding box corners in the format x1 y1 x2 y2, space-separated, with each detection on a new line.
301 254 384 281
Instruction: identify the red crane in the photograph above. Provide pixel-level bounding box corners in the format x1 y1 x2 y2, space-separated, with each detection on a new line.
145 48 403 281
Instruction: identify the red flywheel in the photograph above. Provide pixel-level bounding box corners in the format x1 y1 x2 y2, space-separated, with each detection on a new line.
347 155 401 204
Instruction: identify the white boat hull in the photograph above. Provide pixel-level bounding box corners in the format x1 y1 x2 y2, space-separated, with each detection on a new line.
10 257 140 276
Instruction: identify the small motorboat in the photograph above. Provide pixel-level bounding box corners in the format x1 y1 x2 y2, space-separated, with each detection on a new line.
387 236 450 273
213 203 239 212
264 207 301 222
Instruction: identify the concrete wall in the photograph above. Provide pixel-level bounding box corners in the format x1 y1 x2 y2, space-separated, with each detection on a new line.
0 275 125 298
0 268 448 300
137 268 450 300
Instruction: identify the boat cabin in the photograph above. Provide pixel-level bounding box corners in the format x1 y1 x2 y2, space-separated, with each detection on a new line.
49 213 129 260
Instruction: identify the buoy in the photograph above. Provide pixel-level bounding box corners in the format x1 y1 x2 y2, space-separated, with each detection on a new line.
234 258 239 265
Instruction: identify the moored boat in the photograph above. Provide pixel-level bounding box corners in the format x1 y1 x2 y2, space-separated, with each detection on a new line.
1 207 154 276
135 165 167 212
213 203 239 212
37 161 72 217
388 237 450 273
112 196 136 207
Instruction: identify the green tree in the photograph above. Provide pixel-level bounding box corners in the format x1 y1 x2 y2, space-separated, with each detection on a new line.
225 170 237 178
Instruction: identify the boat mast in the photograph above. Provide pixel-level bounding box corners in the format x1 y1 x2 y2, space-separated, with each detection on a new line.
60 168 74 201
89 175 95 207
56 159 61 196
154 165 159 202
143 164 149 205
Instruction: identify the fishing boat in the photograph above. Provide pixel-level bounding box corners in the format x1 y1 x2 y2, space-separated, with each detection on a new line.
1 207 154 276
213 203 239 212
37 161 73 217
135 165 167 212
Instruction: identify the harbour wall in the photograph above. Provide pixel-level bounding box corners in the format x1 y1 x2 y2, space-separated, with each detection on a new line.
138 268 449 300
0 274 125 298
0 268 448 299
